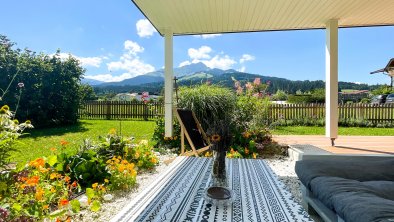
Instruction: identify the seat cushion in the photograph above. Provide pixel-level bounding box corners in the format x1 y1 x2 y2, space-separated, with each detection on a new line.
295 159 394 188
310 176 394 222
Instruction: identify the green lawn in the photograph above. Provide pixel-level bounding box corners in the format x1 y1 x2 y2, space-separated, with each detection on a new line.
11 120 156 165
272 126 394 136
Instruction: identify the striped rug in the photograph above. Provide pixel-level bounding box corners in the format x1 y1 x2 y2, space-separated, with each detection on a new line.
111 157 312 222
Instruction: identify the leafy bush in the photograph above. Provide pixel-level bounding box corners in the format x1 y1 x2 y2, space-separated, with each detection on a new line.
106 156 137 191
287 88 325 104
271 89 288 101
178 85 236 130
0 35 88 127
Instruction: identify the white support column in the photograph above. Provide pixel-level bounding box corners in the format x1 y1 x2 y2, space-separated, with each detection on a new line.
325 20 338 145
164 29 174 137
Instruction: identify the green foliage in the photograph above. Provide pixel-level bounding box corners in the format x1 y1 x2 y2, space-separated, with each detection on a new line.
0 105 33 170
287 88 325 104
371 85 393 95
271 89 288 101
106 156 137 191
152 118 181 151
178 84 236 130
273 126 394 136
0 35 87 127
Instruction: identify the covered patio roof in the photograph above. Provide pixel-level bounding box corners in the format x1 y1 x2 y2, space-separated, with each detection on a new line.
131 0 394 143
132 0 394 36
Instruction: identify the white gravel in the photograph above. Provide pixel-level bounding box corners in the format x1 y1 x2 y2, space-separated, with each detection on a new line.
264 156 303 204
75 154 302 221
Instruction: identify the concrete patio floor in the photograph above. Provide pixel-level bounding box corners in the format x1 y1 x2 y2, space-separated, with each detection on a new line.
273 135 394 155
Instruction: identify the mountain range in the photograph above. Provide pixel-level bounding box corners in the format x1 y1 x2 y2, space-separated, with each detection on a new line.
85 62 378 95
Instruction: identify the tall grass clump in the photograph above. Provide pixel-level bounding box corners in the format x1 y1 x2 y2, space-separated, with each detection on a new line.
178 84 236 131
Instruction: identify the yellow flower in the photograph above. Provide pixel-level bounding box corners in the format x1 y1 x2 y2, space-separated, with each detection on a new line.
109 128 117 135
50 187 56 193
35 188 44 201
92 183 98 189
43 205 49 210
230 148 235 154
1 105 10 111
135 151 140 158
104 179 109 183
150 157 158 164
121 160 128 164
50 173 59 180
252 153 257 159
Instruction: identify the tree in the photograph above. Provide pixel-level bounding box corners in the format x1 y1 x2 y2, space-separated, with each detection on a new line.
0 35 86 127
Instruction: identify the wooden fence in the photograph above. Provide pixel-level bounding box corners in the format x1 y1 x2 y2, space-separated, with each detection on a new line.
78 101 164 120
268 103 394 123
79 101 394 123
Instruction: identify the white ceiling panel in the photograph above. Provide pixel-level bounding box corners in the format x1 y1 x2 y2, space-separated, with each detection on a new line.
132 0 394 36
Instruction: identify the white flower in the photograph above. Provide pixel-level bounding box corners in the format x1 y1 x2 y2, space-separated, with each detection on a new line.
103 194 113 201
79 195 89 207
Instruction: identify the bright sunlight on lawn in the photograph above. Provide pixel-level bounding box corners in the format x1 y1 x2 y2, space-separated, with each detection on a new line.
272 126 394 136
11 120 155 165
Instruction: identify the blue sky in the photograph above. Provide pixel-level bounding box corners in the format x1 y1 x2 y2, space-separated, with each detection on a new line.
1 0 393 85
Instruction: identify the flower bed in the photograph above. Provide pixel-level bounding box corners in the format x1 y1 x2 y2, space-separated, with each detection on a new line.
0 123 159 221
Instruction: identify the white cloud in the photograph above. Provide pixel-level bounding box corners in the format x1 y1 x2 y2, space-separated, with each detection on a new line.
85 73 134 82
179 60 192 67
53 53 104 68
124 40 144 55
188 46 212 60
136 19 157 38
194 34 222 39
240 54 255 63
105 40 155 81
201 55 236 70
182 46 237 70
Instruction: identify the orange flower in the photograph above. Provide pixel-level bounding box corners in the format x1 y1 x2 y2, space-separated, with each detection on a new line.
64 176 71 183
35 188 44 201
150 157 158 164
71 181 78 187
50 147 57 152
29 158 45 168
43 205 49 210
230 148 235 154
60 140 69 146
118 165 125 172
92 183 98 189
20 184 27 190
245 148 249 155
242 132 251 139
26 176 40 186
59 199 69 206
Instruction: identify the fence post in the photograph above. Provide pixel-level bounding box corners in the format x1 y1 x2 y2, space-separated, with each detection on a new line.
106 101 111 120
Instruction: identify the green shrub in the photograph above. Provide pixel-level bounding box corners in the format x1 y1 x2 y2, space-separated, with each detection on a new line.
178 85 236 130
152 118 181 151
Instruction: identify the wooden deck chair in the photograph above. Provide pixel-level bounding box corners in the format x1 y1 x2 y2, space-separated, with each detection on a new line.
175 109 211 157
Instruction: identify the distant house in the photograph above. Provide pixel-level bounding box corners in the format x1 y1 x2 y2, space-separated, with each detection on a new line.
112 92 161 102
339 90 370 103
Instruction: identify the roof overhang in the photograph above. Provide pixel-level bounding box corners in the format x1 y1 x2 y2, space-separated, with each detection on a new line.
132 0 394 36
371 58 394 74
